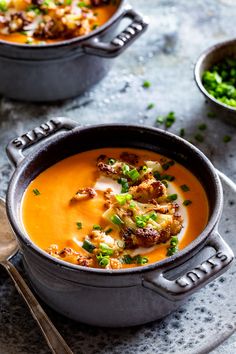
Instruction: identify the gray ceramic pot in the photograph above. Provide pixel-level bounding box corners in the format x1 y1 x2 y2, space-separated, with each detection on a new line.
6 118 234 327
0 1 148 102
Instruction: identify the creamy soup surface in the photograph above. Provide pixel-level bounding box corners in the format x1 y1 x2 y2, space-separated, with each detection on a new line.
21 148 209 269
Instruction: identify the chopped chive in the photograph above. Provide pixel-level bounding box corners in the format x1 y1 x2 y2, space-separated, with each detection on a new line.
115 193 132 205
194 133 204 142
165 111 176 128
207 112 216 118
156 115 165 124
108 158 116 165
162 160 175 171
92 24 98 30
147 103 155 110
111 214 124 225
96 253 110 267
167 194 178 201
118 177 129 193
105 228 113 234
180 184 190 192
122 254 148 265
33 188 40 196
122 254 133 264
65 0 72 4
127 168 140 181
223 135 231 143
183 199 192 206
129 200 136 209
99 242 114 256
149 211 157 221
180 128 185 137
198 123 207 131
82 239 96 253
162 180 168 188
161 174 175 181
135 215 150 228
122 164 130 175
143 80 151 88
166 236 179 256
134 255 148 265
76 222 82 229
93 224 102 230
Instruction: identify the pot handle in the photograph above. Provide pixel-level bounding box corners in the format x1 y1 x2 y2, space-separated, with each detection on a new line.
6 117 78 166
143 232 234 301
82 8 148 58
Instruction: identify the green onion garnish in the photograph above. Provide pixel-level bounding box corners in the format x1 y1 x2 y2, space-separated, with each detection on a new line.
156 115 165 124
108 158 116 165
198 123 207 131
111 214 124 226
129 200 136 209
194 133 204 142
183 199 192 206
76 222 82 229
165 111 176 128
122 254 149 265
105 228 113 234
180 128 185 137
82 239 96 253
180 184 190 192
122 164 130 175
166 236 179 256
149 211 157 221
162 160 175 171
143 80 151 88
115 193 132 205
93 224 102 230
207 112 216 118
127 168 140 181
96 253 110 267
99 243 114 256
0 0 7 12
135 215 149 228
167 194 178 201
118 178 129 193
134 255 148 265
223 135 231 143
147 103 155 110
33 189 40 196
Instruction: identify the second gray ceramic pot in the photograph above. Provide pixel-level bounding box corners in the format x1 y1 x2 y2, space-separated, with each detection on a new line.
6 118 234 327
0 1 148 102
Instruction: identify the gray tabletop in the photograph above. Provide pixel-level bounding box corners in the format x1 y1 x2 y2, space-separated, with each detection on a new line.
0 0 236 353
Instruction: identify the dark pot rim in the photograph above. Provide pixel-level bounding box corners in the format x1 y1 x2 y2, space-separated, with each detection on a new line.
6 123 223 276
194 38 236 113
0 0 124 49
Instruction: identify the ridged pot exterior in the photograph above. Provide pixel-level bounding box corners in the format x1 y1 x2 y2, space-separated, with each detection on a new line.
21 243 185 327
0 53 112 102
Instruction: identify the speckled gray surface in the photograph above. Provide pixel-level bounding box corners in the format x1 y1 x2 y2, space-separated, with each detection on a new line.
0 0 236 353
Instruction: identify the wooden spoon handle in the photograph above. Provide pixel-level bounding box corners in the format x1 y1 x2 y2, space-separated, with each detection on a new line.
2 260 73 354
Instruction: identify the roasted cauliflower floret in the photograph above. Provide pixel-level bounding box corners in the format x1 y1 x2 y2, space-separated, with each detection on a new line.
129 178 167 203
71 187 96 202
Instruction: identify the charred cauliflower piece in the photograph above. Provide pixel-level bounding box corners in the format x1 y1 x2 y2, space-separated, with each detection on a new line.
129 178 167 203
71 187 96 202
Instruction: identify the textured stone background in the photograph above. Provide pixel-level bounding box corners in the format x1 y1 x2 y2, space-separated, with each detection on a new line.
0 0 236 353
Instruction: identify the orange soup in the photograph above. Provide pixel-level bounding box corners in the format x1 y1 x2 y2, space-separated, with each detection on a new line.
0 0 118 45
21 148 209 269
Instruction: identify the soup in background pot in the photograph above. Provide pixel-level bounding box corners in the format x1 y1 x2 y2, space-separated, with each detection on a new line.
21 147 209 269
0 0 118 44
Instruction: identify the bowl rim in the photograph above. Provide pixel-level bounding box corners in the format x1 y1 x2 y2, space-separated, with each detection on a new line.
6 124 223 276
0 0 124 49
194 38 236 112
